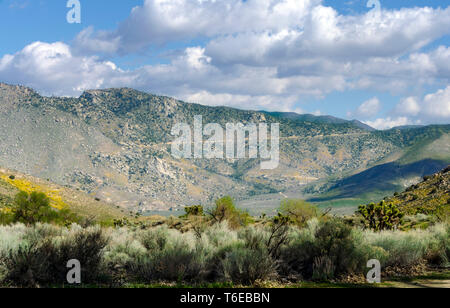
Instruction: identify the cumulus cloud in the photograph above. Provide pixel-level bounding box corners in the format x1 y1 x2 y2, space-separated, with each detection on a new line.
394 97 421 117
422 86 450 120
0 42 132 96
74 1 450 60
349 97 381 119
68 1 450 104
364 117 412 130
0 42 298 111
370 86 450 130
390 86 450 124
73 0 321 55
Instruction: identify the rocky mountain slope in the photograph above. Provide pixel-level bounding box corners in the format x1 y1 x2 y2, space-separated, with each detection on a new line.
0 83 449 213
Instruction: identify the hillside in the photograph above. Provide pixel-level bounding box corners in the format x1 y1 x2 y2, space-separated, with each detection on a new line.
0 167 127 223
0 82 449 213
305 126 450 212
384 166 450 216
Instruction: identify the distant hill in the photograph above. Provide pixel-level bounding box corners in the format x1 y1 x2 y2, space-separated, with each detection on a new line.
0 82 449 213
308 159 448 203
266 111 375 131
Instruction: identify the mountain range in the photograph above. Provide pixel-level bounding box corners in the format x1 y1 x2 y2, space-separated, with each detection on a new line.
0 82 449 215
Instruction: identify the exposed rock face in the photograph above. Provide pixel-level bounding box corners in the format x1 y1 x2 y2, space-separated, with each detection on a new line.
0 83 449 212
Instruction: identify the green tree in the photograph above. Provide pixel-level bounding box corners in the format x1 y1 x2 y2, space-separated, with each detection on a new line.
279 199 320 228
208 196 251 229
12 191 59 225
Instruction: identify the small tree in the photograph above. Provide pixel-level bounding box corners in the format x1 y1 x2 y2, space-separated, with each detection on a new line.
267 213 291 258
12 191 58 225
357 201 404 231
208 196 251 229
279 199 320 228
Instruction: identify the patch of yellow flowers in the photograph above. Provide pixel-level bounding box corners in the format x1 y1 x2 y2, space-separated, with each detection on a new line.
0 175 67 210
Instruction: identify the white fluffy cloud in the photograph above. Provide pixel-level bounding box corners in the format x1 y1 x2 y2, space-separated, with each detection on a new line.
394 97 421 117
350 97 381 119
392 86 450 123
364 117 412 130
371 86 450 129
68 1 450 106
74 0 321 55
0 42 132 96
422 86 450 120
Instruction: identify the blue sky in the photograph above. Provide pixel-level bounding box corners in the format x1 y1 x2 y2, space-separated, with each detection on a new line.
0 0 449 129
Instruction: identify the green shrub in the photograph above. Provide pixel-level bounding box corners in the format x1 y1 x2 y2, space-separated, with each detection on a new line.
280 219 367 280
363 229 428 267
47 226 108 283
208 197 251 229
217 243 278 285
0 211 14 225
0 224 108 286
279 199 320 228
131 227 206 283
312 256 335 281
10 191 78 226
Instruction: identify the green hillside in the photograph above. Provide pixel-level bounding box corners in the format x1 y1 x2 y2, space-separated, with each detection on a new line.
384 166 450 216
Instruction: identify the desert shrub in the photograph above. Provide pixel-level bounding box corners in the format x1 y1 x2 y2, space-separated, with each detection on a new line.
2 238 53 286
0 224 108 286
422 224 450 266
363 229 429 267
266 213 293 258
47 226 109 283
358 201 404 231
131 226 206 283
208 196 252 229
279 199 321 228
103 228 147 278
217 241 278 285
200 221 238 249
280 219 367 280
312 256 335 281
205 226 279 285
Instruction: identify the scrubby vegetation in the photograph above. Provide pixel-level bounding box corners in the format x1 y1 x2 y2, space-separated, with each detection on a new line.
358 201 404 231
0 191 79 226
0 192 448 288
